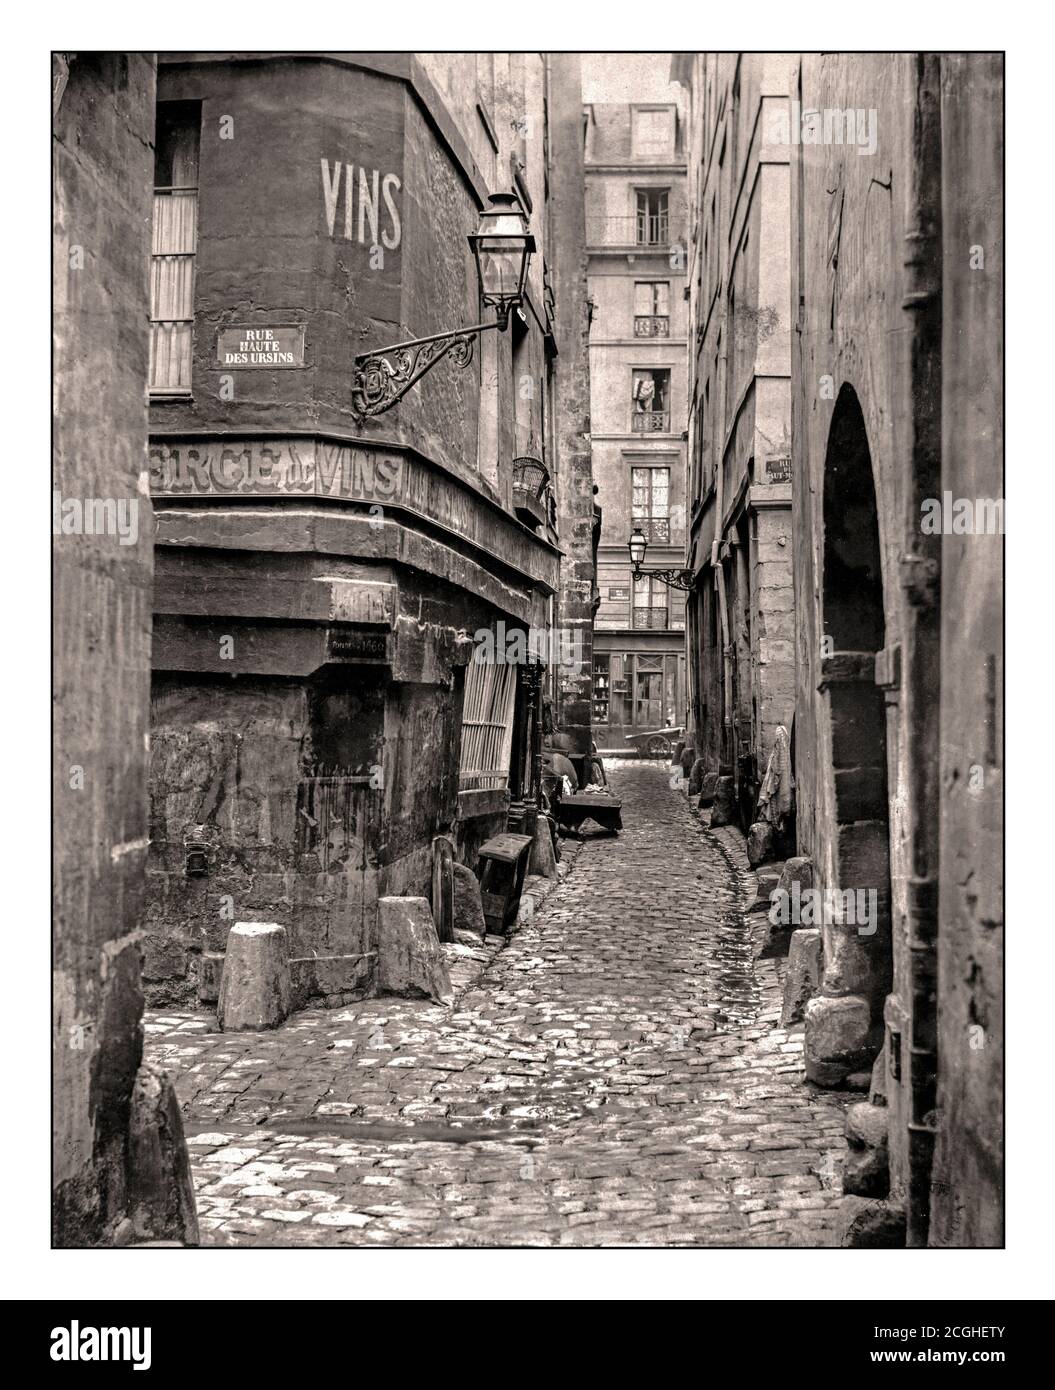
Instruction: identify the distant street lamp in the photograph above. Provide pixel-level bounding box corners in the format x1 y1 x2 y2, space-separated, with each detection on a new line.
627 524 697 592
628 525 648 571
352 191 535 420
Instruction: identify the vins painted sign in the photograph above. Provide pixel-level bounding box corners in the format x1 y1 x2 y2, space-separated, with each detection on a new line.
217 325 305 368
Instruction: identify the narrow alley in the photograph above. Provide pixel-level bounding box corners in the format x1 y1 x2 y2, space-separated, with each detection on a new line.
145 763 853 1248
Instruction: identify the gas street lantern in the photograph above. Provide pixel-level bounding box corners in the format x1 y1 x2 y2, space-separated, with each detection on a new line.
628 525 648 575
468 192 536 330
352 190 536 420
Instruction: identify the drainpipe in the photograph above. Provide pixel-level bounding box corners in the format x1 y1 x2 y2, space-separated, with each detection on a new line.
899 53 944 1248
712 332 733 769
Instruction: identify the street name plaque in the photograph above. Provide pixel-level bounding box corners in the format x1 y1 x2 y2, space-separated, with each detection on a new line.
216 325 306 368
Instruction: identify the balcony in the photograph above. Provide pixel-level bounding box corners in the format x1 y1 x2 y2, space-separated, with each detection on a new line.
586 215 672 249
631 410 671 433
634 315 670 338
632 608 670 631
632 516 671 543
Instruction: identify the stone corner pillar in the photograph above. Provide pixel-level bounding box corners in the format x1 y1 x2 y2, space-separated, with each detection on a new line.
125 1059 199 1246
217 921 292 1032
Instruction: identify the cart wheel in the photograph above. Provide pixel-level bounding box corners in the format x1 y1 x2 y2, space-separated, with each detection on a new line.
646 734 672 759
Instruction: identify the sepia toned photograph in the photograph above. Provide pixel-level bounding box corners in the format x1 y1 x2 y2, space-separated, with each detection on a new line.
49 39 1005 1292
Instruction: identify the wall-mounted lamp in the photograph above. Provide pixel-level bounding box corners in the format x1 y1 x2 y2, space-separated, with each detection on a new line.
352 191 535 420
627 525 697 592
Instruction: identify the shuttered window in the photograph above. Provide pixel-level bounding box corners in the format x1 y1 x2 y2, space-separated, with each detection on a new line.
150 104 200 394
459 659 517 791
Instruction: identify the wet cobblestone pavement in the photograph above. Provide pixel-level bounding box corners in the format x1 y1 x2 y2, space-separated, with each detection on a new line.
145 762 855 1246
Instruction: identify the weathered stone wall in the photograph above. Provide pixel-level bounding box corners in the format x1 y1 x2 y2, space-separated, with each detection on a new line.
791 53 1002 1243
931 53 1003 1248
145 563 514 1005
791 56 912 896
146 675 381 1005
548 54 595 758
751 502 795 759
52 53 159 1244
790 55 919 1187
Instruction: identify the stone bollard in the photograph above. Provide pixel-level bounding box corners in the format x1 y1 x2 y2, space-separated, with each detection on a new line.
217 922 292 1032
698 771 719 805
843 1101 890 1198
452 862 486 939
708 775 737 826
776 855 813 899
376 897 453 1005
746 820 774 867
803 993 874 1086
841 1200 906 1248
780 928 822 1026
529 812 558 880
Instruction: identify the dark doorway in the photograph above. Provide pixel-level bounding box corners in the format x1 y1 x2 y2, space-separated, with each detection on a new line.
821 385 892 1011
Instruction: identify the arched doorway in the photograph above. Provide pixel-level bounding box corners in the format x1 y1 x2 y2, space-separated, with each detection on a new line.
807 384 892 1082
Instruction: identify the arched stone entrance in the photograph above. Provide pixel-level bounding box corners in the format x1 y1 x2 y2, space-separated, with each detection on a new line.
805 385 893 1085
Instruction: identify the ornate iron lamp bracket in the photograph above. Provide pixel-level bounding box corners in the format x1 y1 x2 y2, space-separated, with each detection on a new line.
632 564 697 592
352 317 502 420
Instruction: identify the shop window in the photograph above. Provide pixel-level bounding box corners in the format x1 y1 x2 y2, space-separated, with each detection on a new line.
592 654 610 725
631 465 671 542
459 658 516 791
149 102 200 394
609 653 632 728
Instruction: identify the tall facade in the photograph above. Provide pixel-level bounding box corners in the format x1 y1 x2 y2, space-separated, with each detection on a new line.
53 53 195 1246
678 52 1003 1247
142 53 592 1007
677 54 795 823
583 56 688 750
789 52 1003 1248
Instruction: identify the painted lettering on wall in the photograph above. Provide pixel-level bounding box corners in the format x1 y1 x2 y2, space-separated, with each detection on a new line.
321 160 402 249
148 440 402 501
147 438 561 595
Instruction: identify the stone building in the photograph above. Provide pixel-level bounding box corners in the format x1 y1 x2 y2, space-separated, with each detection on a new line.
583 56 688 751
142 53 593 1007
677 52 1003 1247
673 54 795 826
788 52 1003 1248
53 53 195 1246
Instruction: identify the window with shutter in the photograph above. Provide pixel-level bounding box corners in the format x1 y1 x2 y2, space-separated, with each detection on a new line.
459 658 517 791
150 103 200 395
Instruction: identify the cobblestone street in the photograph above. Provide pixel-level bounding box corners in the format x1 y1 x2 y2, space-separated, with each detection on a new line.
145 762 854 1247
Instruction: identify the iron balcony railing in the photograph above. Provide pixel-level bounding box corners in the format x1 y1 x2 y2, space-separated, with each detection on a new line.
634 315 670 338
631 410 671 433
586 214 673 248
631 516 671 543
